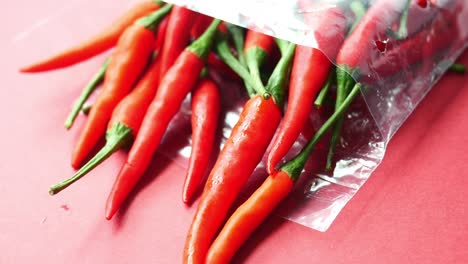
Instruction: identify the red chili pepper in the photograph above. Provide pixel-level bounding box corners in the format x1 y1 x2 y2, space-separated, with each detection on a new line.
70 5 172 169
206 83 363 264
266 47 331 173
183 95 281 264
154 16 168 51
50 54 163 195
190 13 214 39
182 78 220 204
266 4 346 174
336 0 408 74
20 0 162 73
105 19 221 220
370 8 460 78
159 5 197 77
183 40 296 264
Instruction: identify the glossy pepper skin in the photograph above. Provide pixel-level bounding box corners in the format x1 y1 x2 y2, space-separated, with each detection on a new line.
20 0 162 73
183 95 281 264
70 5 171 169
49 51 164 195
182 78 221 204
206 171 294 264
266 4 346 173
206 83 363 264
159 5 197 77
105 19 221 220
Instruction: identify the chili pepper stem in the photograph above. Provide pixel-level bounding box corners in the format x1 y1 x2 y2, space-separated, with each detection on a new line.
348 1 367 35
215 39 257 97
314 72 333 108
188 19 221 60
265 42 296 108
64 59 109 129
137 4 172 31
50 122 133 195
326 68 352 171
450 63 466 74
246 47 267 94
282 83 362 180
387 0 410 39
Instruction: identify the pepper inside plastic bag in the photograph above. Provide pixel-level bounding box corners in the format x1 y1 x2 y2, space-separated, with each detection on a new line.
16 0 467 232
167 0 467 231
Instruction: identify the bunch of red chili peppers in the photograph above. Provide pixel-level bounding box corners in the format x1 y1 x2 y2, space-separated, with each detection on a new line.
21 0 465 263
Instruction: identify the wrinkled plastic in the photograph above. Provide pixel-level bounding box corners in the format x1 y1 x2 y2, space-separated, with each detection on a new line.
16 0 467 232
165 0 467 231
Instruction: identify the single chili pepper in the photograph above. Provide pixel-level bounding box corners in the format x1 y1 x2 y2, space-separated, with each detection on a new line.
20 0 162 73
64 58 109 129
206 83 362 264
266 47 331 173
182 78 220 204
105 19 221 220
183 41 295 264
159 5 197 78
70 5 172 169
49 53 163 195
183 95 281 264
266 3 346 174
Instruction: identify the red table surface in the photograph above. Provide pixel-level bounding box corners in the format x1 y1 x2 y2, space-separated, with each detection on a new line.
1 1 467 263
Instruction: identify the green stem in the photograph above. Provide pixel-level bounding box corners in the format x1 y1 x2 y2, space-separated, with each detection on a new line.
450 63 466 74
326 69 353 171
137 3 172 32
265 42 296 108
246 47 267 96
348 1 367 35
226 23 256 96
281 83 362 181
64 59 109 129
188 19 222 60
387 0 410 39
226 24 247 66
314 73 333 108
49 123 133 195
216 37 258 97
275 38 289 55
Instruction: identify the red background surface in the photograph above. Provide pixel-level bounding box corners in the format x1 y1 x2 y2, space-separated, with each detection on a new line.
1 1 467 263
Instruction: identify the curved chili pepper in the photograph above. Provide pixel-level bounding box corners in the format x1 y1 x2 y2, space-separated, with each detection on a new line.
183 95 281 264
206 83 363 263
20 0 162 73
105 19 221 220
266 4 346 174
183 41 296 264
70 5 172 169
49 54 163 195
159 5 197 77
182 78 220 204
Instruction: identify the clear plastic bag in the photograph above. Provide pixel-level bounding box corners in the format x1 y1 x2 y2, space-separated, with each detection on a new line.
165 0 467 231
15 0 467 232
